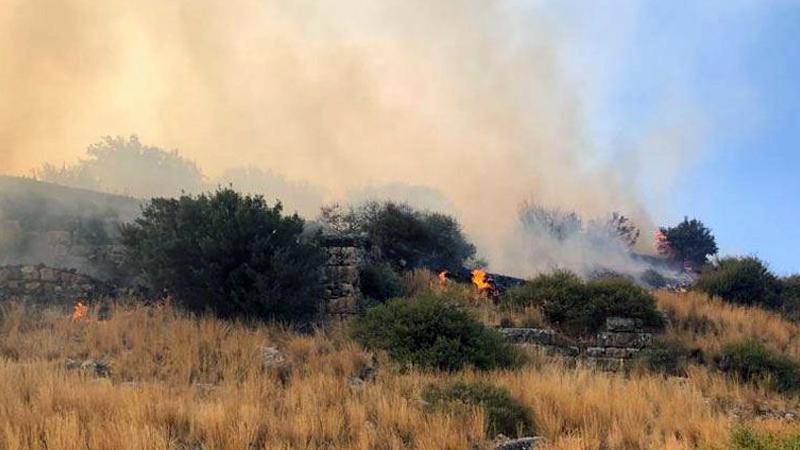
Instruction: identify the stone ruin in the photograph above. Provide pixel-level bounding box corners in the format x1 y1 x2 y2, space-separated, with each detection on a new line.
319 234 366 320
0 264 112 304
499 317 658 370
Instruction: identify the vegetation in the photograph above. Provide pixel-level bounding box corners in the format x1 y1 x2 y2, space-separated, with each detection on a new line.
320 201 476 272
640 268 669 289
4 299 800 449
351 293 520 371
731 427 800 450
121 188 325 322
718 341 800 393
695 256 782 308
358 262 405 303
423 381 535 437
781 275 800 321
36 135 205 198
504 271 664 336
633 337 691 376
658 217 718 268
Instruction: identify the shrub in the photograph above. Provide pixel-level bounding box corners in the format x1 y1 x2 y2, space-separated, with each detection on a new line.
351 294 521 371
121 189 325 322
633 337 691 376
718 341 800 393
506 271 664 336
320 201 476 272
695 257 782 308
730 427 800 450
359 262 405 303
780 275 800 321
423 381 535 438
502 270 584 309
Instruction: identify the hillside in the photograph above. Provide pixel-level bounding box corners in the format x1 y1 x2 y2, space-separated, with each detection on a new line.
2 284 800 449
0 176 141 277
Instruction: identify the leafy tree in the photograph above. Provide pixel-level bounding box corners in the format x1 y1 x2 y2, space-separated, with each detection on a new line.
694 256 781 308
659 217 718 268
121 189 324 321
319 201 476 272
37 135 205 198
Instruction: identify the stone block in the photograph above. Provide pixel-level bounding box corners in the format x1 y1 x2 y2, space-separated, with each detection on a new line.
328 296 358 314
498 328 555 345
495 437 547 450
604 347 640 359
605 317 643 332
585 357 625 372
20 266 40 280
585 347 605 358
40 267 59 282
596 332 653 348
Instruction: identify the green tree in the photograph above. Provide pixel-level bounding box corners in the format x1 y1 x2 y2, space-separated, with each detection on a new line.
659 217 718 268
121 188 324 321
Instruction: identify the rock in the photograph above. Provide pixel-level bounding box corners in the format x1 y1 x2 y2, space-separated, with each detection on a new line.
66 358 111 377
605 317 643 332
20 266 40 280
596 331 653 348
498 328 555 346
260 346 285 367
495 437 547 450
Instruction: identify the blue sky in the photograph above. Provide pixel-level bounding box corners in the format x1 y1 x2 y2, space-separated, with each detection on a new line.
543 1 800 274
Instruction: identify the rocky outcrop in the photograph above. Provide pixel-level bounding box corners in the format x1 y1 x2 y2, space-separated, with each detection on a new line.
0 264 111 303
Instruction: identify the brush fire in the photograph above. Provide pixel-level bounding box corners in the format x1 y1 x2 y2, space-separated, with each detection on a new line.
72 301 88 322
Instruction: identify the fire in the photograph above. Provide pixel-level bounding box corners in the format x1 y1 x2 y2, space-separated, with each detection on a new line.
438 270 449 284
471 269 491 292
72 301 88 322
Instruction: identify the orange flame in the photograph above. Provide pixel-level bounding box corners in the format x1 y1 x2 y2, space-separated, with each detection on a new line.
438 271 449 284
471 269 491 291
72 301 88 322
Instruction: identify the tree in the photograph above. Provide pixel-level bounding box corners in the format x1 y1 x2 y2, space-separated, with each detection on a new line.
319 201 476 272
121 188 325 321
36 135 205 198
659 217 718 268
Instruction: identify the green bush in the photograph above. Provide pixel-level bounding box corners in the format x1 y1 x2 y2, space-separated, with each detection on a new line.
780 275 800 321
505 271 664 336
730 427 800 450
359 262 405 303
633 337 691 376
121 188 325 322
320 201 476 272
718 341 800 393
502 270 585 309
423 381 535 438
695 257 782 308
351 294 521 371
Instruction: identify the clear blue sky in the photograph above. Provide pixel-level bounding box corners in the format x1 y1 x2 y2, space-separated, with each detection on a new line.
541 1 800 274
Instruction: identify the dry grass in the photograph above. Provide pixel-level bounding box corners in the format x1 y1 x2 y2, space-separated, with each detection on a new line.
655 290 800 358
1 298 800 449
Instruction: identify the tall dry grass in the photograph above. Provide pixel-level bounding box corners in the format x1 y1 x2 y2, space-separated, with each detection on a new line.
655 290 800 358
1 299 800 449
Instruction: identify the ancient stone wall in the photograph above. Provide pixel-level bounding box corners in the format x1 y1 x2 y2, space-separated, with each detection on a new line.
499 317 657 370
0 264 111 304
320 235 365 320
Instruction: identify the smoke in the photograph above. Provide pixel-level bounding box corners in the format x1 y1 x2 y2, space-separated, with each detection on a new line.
1 0 659 276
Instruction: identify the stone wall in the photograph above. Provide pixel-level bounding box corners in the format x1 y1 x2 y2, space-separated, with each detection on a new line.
499 317 657 370
0 264 111 304
320 235 365 320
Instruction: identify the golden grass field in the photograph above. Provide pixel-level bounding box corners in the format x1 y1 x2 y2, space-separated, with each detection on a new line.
2 287 800 449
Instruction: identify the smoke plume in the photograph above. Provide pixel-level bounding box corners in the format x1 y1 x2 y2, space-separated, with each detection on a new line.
1 0 657 276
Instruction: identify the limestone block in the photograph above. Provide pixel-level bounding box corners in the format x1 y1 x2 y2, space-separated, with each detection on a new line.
596 332 653 348
605 317 644 332
498 328 555 346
